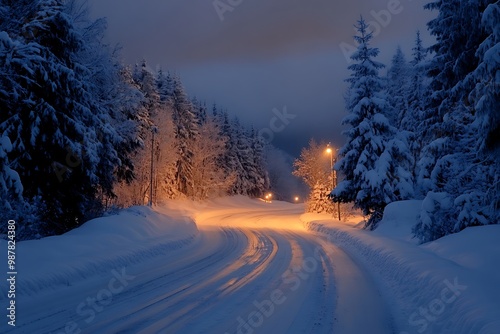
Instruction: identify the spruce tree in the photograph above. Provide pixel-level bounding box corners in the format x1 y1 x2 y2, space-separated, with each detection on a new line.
468 1 500 222
171 76 199 196
0 0 144 237
214 110 239 194
307 181 335 214
387 46 411 128
408 31 428 188
231 118 253 195
0 135 23 213
156 68 174 103
249 128 270 197
467 1 499 152
414 0 498 242
0 0 110 234
332 17 414 228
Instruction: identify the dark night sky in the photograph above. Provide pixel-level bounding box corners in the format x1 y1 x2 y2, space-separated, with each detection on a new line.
87 0 435 157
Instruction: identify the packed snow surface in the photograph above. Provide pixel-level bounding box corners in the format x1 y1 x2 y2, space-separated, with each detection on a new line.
1 196 498 333
305 200 500 334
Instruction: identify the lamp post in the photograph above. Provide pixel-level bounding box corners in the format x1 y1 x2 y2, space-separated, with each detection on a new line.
326 144 341 221
149 126 158 207
326 146 334 189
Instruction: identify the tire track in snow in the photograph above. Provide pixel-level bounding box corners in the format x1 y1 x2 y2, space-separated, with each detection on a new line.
10 201 395 334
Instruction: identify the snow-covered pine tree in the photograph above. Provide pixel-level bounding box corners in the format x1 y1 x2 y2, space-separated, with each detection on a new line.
130 61 163 204
112 75 176 207
118 65 152 144
0 135 23 215
0 133 43 238
0 22 31 221
414 0 499 242
409 31 428 120
152 102 179 202
0 2 8 30
192 97 208 126
0 5 52 238
156 68 174 103
104 63 144 186
407 31 428 188
171 75 199 197
387 46 411 128
133 60 161 125
148 69 178 201
468 1 499 153
217 117 270 197
108 66 151 207
249 127 270 197
0 0 122 236
331 17 414 229
418 0 468 194
213 109 239 193
67 1 142 207
121 61 174 205
230 118 253 195
386 46 423 189
418 0 493 187
212 103 219 118
467 1 500 222
307 181 335 214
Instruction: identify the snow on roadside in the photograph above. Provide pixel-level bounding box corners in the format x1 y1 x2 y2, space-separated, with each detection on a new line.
302 200 500 334
0 195 291 299
0 206 198 298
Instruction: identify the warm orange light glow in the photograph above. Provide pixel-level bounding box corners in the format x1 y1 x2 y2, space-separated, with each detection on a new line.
326 148 332 154
294 196 299 202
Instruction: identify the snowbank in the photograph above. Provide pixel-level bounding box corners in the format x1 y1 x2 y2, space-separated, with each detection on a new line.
0 206 198 297
303 201 500 334
0 196 297 299
373 200 422 242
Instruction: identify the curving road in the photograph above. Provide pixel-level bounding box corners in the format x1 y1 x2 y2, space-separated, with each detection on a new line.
12 203 394 333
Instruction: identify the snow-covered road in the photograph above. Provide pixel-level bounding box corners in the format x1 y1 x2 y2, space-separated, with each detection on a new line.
7 201 394 334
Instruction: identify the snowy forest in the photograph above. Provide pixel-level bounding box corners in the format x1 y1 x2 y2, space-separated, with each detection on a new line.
0 0 498 244
0 0 270 240
328 2 499 243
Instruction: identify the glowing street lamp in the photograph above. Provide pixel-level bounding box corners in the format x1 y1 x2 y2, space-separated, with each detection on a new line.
326 145 334 190
326 143 341 221
294 196 299 203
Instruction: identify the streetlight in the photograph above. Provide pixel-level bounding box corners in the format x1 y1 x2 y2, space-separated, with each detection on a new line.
149 126 158 207
326 144 341 221
294 196 299 203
